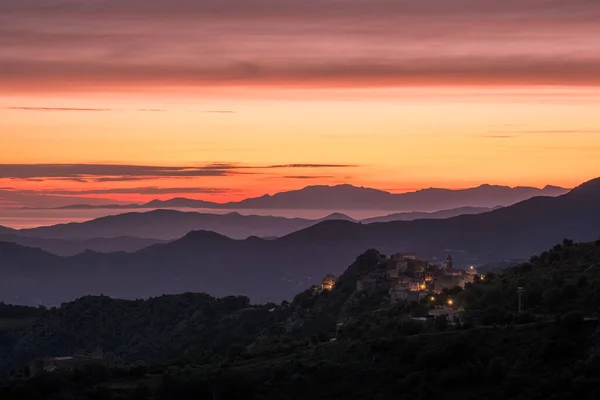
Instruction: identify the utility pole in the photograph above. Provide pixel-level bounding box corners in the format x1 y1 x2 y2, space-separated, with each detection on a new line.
517 287 524 313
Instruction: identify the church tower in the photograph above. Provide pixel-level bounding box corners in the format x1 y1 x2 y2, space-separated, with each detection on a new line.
445 253 453 270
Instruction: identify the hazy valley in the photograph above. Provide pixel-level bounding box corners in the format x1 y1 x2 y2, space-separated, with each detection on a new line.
0 178 598 306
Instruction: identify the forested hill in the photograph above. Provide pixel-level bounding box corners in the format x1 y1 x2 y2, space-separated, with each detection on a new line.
0 294 284 375
2 240 600 399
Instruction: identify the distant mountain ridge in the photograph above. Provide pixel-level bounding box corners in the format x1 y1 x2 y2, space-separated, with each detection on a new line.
9 206 501 243
0 206 499 255
0 225 17 235
0 234 166 257
35 183 569 211
0 177 598 306
361 205 502 223
14 210 357 241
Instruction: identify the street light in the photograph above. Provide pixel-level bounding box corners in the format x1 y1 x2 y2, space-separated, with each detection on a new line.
447 299 454 306
517 287 524 313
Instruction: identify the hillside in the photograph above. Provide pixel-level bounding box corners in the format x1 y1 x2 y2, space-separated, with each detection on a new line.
1 294 280 373
3 321 599 399
0 251 388 374
0 177 598 306
2 241 600 399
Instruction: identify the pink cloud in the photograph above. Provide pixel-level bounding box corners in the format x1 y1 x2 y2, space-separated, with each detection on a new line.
0 0 599 92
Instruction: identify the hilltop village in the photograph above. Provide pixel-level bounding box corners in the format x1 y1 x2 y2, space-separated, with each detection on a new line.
319 253 481 305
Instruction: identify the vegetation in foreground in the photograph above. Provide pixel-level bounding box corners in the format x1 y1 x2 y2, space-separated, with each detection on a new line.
1 239 600 399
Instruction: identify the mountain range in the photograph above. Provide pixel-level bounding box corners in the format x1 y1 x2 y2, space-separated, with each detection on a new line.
0 207 492 242
0 207 492 256
360 206 502 223
0 206 497 255
0 234 166 257
43 183 568 211
13 210 355 241
0 177 598 306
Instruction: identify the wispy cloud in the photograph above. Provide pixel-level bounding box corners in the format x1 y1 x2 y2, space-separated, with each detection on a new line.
0 186 238 209
192 110 236 114
92 177 154 182
5 107 168 112
514 129 600 134
0 163 357 181
4 106 112 112
33 187 237 195
484 135 515 139
269 164 357 168
1 0 599 93
0 189 125 208
3 58 600 92
283 175 334 179
486 129 600 137
0 164 234 179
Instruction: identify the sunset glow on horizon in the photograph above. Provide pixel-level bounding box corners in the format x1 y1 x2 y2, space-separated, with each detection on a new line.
2 0 600 208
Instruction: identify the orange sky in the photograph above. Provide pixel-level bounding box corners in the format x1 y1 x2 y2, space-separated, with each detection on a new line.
1 0 599 207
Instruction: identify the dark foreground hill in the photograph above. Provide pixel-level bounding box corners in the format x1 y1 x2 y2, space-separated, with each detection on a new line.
0 178 598 306
2 241 600 399
3 320 599 400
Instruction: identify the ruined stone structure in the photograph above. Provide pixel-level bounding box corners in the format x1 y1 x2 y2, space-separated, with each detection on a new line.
29 349 114 377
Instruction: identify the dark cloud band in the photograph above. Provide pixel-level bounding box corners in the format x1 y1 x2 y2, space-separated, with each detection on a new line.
0 163 357 180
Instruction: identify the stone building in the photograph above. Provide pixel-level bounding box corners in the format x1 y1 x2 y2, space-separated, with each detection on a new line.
321 274 337 291
29 349 114 377
390 284 427 304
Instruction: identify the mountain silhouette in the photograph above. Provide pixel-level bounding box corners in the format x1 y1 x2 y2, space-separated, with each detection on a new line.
16 210 355 241
0 177 596 306
360 206 502 223
40 183 568 212
141 183 568 211
280 177 600 259
0 234 166 256
0 241 61 267
4 206 494 248
0 208 477 255
0 225 17 235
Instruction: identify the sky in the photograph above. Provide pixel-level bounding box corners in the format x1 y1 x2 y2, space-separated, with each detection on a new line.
1 0 600 209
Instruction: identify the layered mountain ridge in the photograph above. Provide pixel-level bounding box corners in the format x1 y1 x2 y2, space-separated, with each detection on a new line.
0 177 597 306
